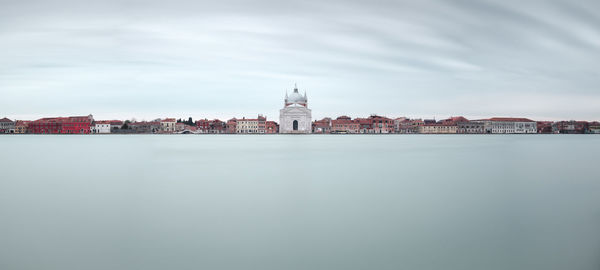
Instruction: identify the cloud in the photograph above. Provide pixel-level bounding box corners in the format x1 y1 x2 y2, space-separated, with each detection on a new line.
0 0 599 121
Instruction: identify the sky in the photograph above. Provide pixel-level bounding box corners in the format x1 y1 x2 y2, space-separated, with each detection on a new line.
1 0 599 121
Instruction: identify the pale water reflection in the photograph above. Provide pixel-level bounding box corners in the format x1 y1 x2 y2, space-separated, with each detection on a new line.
1 135 599 270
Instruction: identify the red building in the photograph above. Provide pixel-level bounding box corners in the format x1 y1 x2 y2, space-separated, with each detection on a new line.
312 118 331 133
196 119 227 133
226 118 237 134
368 115 395 133
61 115 94 134
355 118 371 133
440 116 469 125
29 118 61 134
29 115 94 134
331 116 359 133
196 119 210 133
211 119 227 133
266 121 279 134
353 115 394 133
553 121 589 134
537 121 554 134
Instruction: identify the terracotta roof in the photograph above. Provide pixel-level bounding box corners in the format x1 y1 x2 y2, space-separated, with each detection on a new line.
443 116 469 123
486 117 535 122
422 123 457 126
15 120 31 126
32 116 91 123
0 117 14 123
130 121 160 126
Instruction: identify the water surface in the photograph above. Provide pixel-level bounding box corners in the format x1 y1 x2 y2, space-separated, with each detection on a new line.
1 135 599 270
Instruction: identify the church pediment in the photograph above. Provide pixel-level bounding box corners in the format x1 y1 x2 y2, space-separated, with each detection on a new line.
284 107 310 113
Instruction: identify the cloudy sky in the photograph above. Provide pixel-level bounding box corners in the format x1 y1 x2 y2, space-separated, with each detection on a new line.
1 0 599 121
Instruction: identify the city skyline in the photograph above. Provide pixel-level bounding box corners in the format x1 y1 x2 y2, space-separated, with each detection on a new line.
2 0 600 121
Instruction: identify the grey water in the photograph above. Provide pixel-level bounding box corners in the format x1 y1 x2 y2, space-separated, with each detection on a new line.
1 135 599 270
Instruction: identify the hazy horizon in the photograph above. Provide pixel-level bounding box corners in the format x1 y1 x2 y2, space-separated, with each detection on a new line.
2 0 600 121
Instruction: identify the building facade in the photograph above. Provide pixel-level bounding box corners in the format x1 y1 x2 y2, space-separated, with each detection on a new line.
331 116 359 133
0 118 15 133
28 115 93 134
313 118 332 134
208 119 227 133
537 121 554 134
14 120 30 134
196 119 210 133
130 121 161 133
93 121 112 134
266 121 279 134
109 120 123 131
457 121 485 134
588 122 600 134
419 124 458 134
553 121 589 134
236 115 267 134
480 118 537 134
160 118 177 133
279 85 311 134
29 118 61 134
63 115 93 134
226 118 237 134
393 117 408 133
368 115 395 133
397 119 423 134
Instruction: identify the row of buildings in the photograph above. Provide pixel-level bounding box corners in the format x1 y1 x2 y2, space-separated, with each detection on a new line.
0 115 280 134
1 85 599 135
312 116 600 134
2 115 599 134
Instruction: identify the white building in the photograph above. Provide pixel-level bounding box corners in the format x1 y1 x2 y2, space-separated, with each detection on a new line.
481 118 537 134
93 121 111 134
393 117 408 133
236 115 266 134
0 117 15 133
279 85 312 134
160 118 177 133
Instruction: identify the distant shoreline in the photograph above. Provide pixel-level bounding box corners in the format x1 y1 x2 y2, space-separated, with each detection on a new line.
2 133 597 135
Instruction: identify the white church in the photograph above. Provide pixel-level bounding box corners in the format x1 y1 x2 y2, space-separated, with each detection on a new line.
279 84 312 134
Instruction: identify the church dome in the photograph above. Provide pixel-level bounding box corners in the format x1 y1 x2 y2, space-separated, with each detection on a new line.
285 85 307 105
288 91 305 103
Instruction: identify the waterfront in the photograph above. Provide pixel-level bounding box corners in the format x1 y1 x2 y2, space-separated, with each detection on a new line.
1 135 599 270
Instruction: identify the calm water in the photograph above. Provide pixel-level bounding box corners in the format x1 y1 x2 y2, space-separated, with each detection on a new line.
1 135 599 270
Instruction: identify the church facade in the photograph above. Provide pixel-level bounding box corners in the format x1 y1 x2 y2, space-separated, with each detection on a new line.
279 85 312 134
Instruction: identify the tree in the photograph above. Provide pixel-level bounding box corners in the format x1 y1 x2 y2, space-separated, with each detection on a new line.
122 120 131 130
